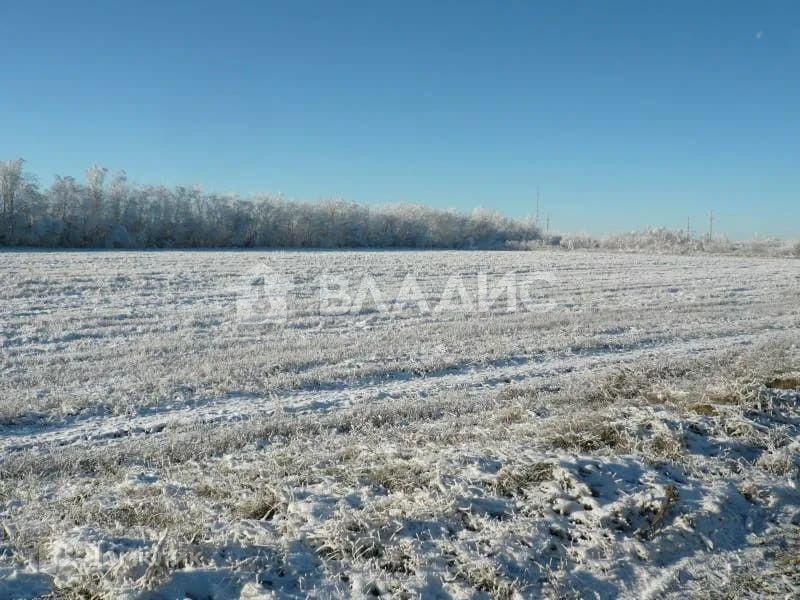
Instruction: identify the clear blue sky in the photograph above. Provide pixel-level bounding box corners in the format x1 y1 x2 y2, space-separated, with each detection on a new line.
2 1 798 238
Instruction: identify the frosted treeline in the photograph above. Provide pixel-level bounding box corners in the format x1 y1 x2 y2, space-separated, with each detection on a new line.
555 228 800 257
0 160 541 249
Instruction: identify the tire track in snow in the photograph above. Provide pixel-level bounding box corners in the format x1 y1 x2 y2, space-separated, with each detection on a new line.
0 330 760 455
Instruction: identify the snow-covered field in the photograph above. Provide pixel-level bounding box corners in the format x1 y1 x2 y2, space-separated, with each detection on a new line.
1 250 799 599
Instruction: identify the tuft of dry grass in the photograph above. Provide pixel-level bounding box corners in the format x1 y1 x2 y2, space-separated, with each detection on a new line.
547 419 633 453
455 559 521 600
646 429 686 463
236 486 287 521
494 461 555 496
756 449 798 477
688 403 718 416
766 375 800 391
312 512 385 561
359 458 436 493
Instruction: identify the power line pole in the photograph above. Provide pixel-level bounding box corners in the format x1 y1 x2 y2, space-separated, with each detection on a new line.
546 214 550 234
536 187 540 223
686 216 691 239
708 210 714 241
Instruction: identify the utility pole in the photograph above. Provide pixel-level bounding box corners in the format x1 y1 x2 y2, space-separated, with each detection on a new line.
686 216 691 239
546 214 550 234
708 210 714 241
536 187 540 223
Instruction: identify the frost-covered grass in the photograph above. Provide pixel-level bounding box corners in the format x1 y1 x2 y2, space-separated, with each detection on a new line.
553 229 800 258
0 250 799 599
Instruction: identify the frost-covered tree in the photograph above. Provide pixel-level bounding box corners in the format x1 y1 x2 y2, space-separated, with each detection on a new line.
85 165 108 228
0 161 543 249
0 158 25 238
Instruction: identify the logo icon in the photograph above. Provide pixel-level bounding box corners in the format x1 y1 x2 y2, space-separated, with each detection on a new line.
234 264 294 325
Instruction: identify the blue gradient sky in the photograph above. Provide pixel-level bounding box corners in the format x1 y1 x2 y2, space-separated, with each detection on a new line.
2 1 798 238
